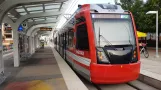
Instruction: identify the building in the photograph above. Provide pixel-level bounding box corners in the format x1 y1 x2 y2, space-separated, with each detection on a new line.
2 23 13 50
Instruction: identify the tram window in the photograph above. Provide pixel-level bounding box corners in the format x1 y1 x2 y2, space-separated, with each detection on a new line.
76 17 86 24
61 34 64 47
76 24 89 50
54 37 57 45
66 32 68 46
57 36 59 45
59 35 61 46
60 35 62 46
68 31 74 47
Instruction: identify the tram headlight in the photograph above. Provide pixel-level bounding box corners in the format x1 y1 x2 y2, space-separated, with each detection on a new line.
131 49 138 63
97 48 110 63
133 51 137 58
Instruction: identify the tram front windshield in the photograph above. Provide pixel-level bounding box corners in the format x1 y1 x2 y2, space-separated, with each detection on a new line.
91 14 136 47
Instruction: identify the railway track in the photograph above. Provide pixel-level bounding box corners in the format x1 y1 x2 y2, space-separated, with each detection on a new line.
79 75 158 90
93 83 139 90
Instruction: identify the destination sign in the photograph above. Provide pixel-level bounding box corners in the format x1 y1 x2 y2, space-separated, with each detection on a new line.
40 27 52 31
91 14 130 19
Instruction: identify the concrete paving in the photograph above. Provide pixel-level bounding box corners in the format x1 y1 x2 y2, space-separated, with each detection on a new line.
140 48 161 78
3 49 13 55
50 44 88 90
1 46 161 90
0 47 68 90
140 48 161 89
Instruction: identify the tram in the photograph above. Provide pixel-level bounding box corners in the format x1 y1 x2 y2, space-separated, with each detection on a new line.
54 4 140 84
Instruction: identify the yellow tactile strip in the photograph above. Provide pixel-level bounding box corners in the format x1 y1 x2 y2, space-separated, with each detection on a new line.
4 78 67 90
4 80 52 90
27 80 53 90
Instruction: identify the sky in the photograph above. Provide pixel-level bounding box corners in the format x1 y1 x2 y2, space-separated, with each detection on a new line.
143 0 147 3
79 0 119 4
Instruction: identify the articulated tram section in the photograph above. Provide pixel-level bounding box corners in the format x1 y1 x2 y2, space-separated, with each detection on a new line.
0 0 161 90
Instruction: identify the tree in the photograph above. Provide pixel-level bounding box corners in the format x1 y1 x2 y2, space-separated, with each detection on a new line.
120 0 135 10
121 0 161 34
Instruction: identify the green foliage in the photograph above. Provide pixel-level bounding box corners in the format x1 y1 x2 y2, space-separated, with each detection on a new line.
120 0 161 33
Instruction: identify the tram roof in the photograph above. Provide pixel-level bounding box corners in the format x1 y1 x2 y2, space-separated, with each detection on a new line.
57 4 126 34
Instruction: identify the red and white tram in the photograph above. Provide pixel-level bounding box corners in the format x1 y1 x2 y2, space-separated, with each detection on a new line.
54 4 140 84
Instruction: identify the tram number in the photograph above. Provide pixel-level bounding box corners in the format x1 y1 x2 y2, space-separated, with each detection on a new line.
76 50 84 56
108 9 115 12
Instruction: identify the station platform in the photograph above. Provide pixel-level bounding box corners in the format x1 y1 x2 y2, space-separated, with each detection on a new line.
0 46 88 90
140 48 161 89
1 46 161 90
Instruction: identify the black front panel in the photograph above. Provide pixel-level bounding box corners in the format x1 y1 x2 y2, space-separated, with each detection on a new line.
104 45 135 64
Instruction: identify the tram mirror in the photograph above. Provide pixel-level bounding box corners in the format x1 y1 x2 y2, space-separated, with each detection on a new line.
78 4 82 7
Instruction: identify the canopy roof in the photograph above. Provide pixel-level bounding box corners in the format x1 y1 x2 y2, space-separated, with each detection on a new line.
137 31 147 38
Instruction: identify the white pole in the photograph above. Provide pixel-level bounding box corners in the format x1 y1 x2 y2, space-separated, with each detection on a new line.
156 11 159 57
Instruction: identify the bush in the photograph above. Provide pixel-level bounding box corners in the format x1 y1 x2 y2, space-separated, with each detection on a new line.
147 40 161 47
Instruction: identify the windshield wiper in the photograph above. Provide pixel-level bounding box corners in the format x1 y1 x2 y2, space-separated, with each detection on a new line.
123 24 134 51
98 27 116 50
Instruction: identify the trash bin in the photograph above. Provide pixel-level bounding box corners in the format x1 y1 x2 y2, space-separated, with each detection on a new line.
41 42 44 48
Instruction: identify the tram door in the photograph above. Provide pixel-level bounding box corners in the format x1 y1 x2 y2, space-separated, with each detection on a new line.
63 32 67 59
60 34 64 56
62 33 66 59
58 34 61 53
55 37 57 51
74 16 90 74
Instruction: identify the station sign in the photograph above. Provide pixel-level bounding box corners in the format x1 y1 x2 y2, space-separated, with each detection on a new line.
18 25 23 31
40 27 52 31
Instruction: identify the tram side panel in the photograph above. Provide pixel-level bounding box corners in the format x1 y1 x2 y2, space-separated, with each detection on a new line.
73 13 91 80
65 29 75 67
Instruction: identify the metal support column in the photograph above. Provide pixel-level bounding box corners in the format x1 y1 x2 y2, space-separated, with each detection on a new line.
0 24 4 73
36 36 39 49
29 36 33 54
13 26 20 67
34 36 37 50
32 37 35 53
156 11 159 57
24 35 28 53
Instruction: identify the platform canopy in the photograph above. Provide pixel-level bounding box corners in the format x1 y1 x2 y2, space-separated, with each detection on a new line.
137 31 147 38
